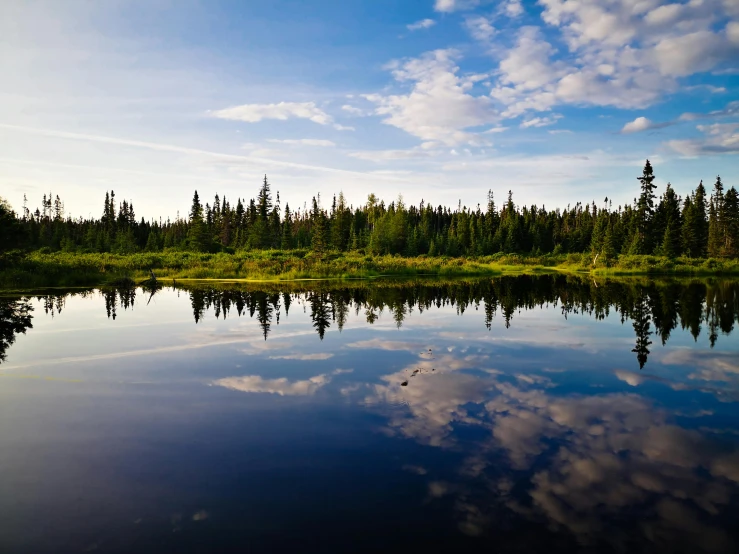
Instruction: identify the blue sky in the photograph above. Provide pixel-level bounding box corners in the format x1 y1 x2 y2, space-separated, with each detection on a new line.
1 0 738 220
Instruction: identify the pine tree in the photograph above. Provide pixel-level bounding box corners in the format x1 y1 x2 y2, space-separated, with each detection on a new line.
634 160 657 254
256 174 273 248
708 198 721 257
708 176 725 257
723 187 739 257
281 203 293 250
602 219 617 263
693 181 708 256
654 183 681 256
310 196 326 254
681 196 698 257
188 190 209 252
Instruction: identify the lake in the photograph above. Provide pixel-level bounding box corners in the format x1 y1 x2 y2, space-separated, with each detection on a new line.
1 275 738 553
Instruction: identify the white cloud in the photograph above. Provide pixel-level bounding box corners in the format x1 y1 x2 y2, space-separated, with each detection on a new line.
407 18 436 31
653 30 739 77
364 49 498 146
667 123 739 156
620 116 672 134
504 0 524 17
489 0 739 119
679 100 739 121
464 15 496 42
348 149 436 162
333 123 356 131
434 0 479 13
211 101 333 125
521 114 562 128
215 374 332 396
267 139 336 147
341 105 366 115
268 352 335 360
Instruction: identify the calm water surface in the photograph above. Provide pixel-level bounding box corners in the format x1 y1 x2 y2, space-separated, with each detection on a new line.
1 276 739 553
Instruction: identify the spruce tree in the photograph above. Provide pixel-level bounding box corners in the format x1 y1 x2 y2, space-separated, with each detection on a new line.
310 196 326 254
693 181 708 256
723 187 739 257
708 198 721 257
281 204 293 250
634 160 657 254
256 175 273 248
188 190 208 252
708 176 725 256
654 183 681 256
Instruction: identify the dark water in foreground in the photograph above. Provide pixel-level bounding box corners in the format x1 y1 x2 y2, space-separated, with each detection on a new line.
1 275 739 553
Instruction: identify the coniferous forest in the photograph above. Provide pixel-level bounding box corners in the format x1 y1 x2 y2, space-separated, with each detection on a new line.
1 160 738 262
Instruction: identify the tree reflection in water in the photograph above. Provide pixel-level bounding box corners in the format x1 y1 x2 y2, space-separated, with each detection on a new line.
0 297 33 364
3 276 738 369
174 276 737 368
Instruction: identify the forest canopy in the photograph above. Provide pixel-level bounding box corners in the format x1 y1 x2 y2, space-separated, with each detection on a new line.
5 162 739 260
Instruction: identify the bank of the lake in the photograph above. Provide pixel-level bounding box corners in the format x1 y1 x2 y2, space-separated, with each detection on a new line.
1 250 739 288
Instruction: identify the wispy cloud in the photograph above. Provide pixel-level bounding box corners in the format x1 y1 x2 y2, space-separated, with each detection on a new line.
268 352 334 360
407 19 436 32
0 123 405 180
211 101 333 125
267 138 336 147
434 0 479 13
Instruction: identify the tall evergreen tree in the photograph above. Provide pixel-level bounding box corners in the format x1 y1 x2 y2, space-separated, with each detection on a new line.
708 176 725 257
633 159 657 254
723 187 739 257
187 190 209 252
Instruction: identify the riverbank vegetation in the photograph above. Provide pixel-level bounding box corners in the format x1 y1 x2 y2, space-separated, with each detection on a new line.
1 160 738 287
1 250 738 289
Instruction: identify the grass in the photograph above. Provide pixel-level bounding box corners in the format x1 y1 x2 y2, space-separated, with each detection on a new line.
1 249 738 289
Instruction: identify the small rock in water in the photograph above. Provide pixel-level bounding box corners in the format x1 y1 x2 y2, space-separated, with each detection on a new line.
401 381 408 386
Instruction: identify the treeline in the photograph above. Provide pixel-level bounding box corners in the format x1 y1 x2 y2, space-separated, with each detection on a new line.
6 276 738 369
4 161 739 259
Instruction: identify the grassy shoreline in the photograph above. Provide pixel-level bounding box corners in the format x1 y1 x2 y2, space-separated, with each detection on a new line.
1 250 739 289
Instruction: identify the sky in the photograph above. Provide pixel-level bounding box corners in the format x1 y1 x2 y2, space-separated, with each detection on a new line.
1 0 738 220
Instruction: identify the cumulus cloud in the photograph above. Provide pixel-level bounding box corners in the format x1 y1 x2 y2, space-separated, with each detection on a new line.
620 116 674 134
211 101 333 125
364 49 498 146
464 15 496 42
407 18 436 31
488 0 739 119
504 0 524 18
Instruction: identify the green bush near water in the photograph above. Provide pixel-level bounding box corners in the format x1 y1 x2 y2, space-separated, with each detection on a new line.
1 250 738 289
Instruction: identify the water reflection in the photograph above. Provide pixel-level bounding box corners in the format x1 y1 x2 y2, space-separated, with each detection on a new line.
0 296 33 363
1 276 739 553
358 341 739 551
1 276 738 369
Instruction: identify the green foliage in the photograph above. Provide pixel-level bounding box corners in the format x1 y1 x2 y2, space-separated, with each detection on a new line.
5 162 738 277
0 197 24 253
